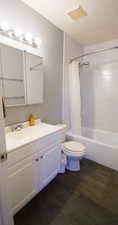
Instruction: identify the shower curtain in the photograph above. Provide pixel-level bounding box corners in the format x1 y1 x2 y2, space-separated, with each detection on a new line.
69 61 82 135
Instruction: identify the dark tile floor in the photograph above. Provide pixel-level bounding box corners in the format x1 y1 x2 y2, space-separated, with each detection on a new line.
14 159 118 225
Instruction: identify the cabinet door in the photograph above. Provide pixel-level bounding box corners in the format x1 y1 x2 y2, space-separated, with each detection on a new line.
25 52 43 104
8 155 36 215
39 144 61 189
1 45 24 78
0 44 25 106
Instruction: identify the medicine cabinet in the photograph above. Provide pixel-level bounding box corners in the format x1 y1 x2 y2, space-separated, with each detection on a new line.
0 44 43 106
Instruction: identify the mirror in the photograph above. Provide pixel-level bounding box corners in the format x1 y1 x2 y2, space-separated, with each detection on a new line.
0 43 43 106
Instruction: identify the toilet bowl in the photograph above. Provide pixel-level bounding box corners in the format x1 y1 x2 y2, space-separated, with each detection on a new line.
63 141 86 171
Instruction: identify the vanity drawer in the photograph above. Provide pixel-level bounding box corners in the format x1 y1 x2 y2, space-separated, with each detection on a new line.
7 154 35 175
7 143 34 168
34 131 62 152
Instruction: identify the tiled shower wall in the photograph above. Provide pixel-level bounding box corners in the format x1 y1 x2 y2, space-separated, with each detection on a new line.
80 39 118 133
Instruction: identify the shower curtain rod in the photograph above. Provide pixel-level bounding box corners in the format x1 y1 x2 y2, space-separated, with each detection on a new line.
69 45 118 63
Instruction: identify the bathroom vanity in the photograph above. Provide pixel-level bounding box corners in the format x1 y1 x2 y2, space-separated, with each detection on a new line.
6 122 64 215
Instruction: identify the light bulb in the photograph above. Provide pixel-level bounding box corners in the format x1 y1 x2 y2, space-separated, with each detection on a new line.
19 36 24 41
8 30 14 38
25 32 33 44
1 21 10 31
34 37 42 46
14 28 22 37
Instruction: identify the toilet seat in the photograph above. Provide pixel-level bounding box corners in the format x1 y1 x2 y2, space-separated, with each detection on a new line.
63 141 86 171
63 141 86 157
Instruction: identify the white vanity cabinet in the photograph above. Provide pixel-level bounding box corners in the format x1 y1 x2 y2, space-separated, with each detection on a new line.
8 154 36 214
35 143 61 192
7 143 37 215
39 144 60 188
7 130 62 215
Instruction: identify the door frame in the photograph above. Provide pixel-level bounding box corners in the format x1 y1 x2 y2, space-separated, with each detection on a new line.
0 79 14 225
0 164 14 225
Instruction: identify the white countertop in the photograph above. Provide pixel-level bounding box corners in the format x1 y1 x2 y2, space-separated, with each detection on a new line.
6 123 65 153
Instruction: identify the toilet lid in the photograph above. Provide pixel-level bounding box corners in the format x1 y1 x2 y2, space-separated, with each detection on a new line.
63 141 85 153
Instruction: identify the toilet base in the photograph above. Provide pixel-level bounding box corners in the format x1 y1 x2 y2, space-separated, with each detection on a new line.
66 156 80 171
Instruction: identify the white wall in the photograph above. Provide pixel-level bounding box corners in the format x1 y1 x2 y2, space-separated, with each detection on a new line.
81 39 118 133
63 33 83 129
0 0 63 126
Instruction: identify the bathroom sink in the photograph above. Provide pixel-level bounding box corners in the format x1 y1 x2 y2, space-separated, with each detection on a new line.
7 131 27 140
5 123 63 152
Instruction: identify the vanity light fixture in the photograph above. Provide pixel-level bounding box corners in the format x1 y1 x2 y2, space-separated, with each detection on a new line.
8 30 14 38
0 20 42 48
14 28 22 38
24 32 33 44
0 21 10 31
34 37 42 46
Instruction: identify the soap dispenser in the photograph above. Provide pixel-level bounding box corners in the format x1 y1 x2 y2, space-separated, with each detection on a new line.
29 113 36 126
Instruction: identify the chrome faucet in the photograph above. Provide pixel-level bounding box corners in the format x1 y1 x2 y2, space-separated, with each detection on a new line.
11 124 23 132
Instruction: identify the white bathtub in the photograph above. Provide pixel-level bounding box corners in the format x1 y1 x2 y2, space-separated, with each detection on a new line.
66 128 118 171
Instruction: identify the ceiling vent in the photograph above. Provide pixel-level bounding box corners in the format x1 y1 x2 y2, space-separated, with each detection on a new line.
68 6 88 20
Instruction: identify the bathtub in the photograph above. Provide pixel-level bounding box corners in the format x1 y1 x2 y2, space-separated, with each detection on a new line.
66 127 118 171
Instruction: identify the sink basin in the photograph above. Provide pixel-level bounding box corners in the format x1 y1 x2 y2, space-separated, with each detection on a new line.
5 123 63 152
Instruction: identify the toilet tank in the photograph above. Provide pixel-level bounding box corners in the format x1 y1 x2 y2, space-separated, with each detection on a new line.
56 124 67 142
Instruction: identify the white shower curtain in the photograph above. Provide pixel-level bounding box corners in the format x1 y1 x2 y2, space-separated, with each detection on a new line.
69 61 82 135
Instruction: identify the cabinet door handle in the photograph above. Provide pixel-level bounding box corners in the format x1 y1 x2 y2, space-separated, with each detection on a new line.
40 155 43 159
35 158 39 162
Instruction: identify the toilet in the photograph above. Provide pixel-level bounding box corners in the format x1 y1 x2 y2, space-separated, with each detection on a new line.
56 124 86 172
63 141 86 171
